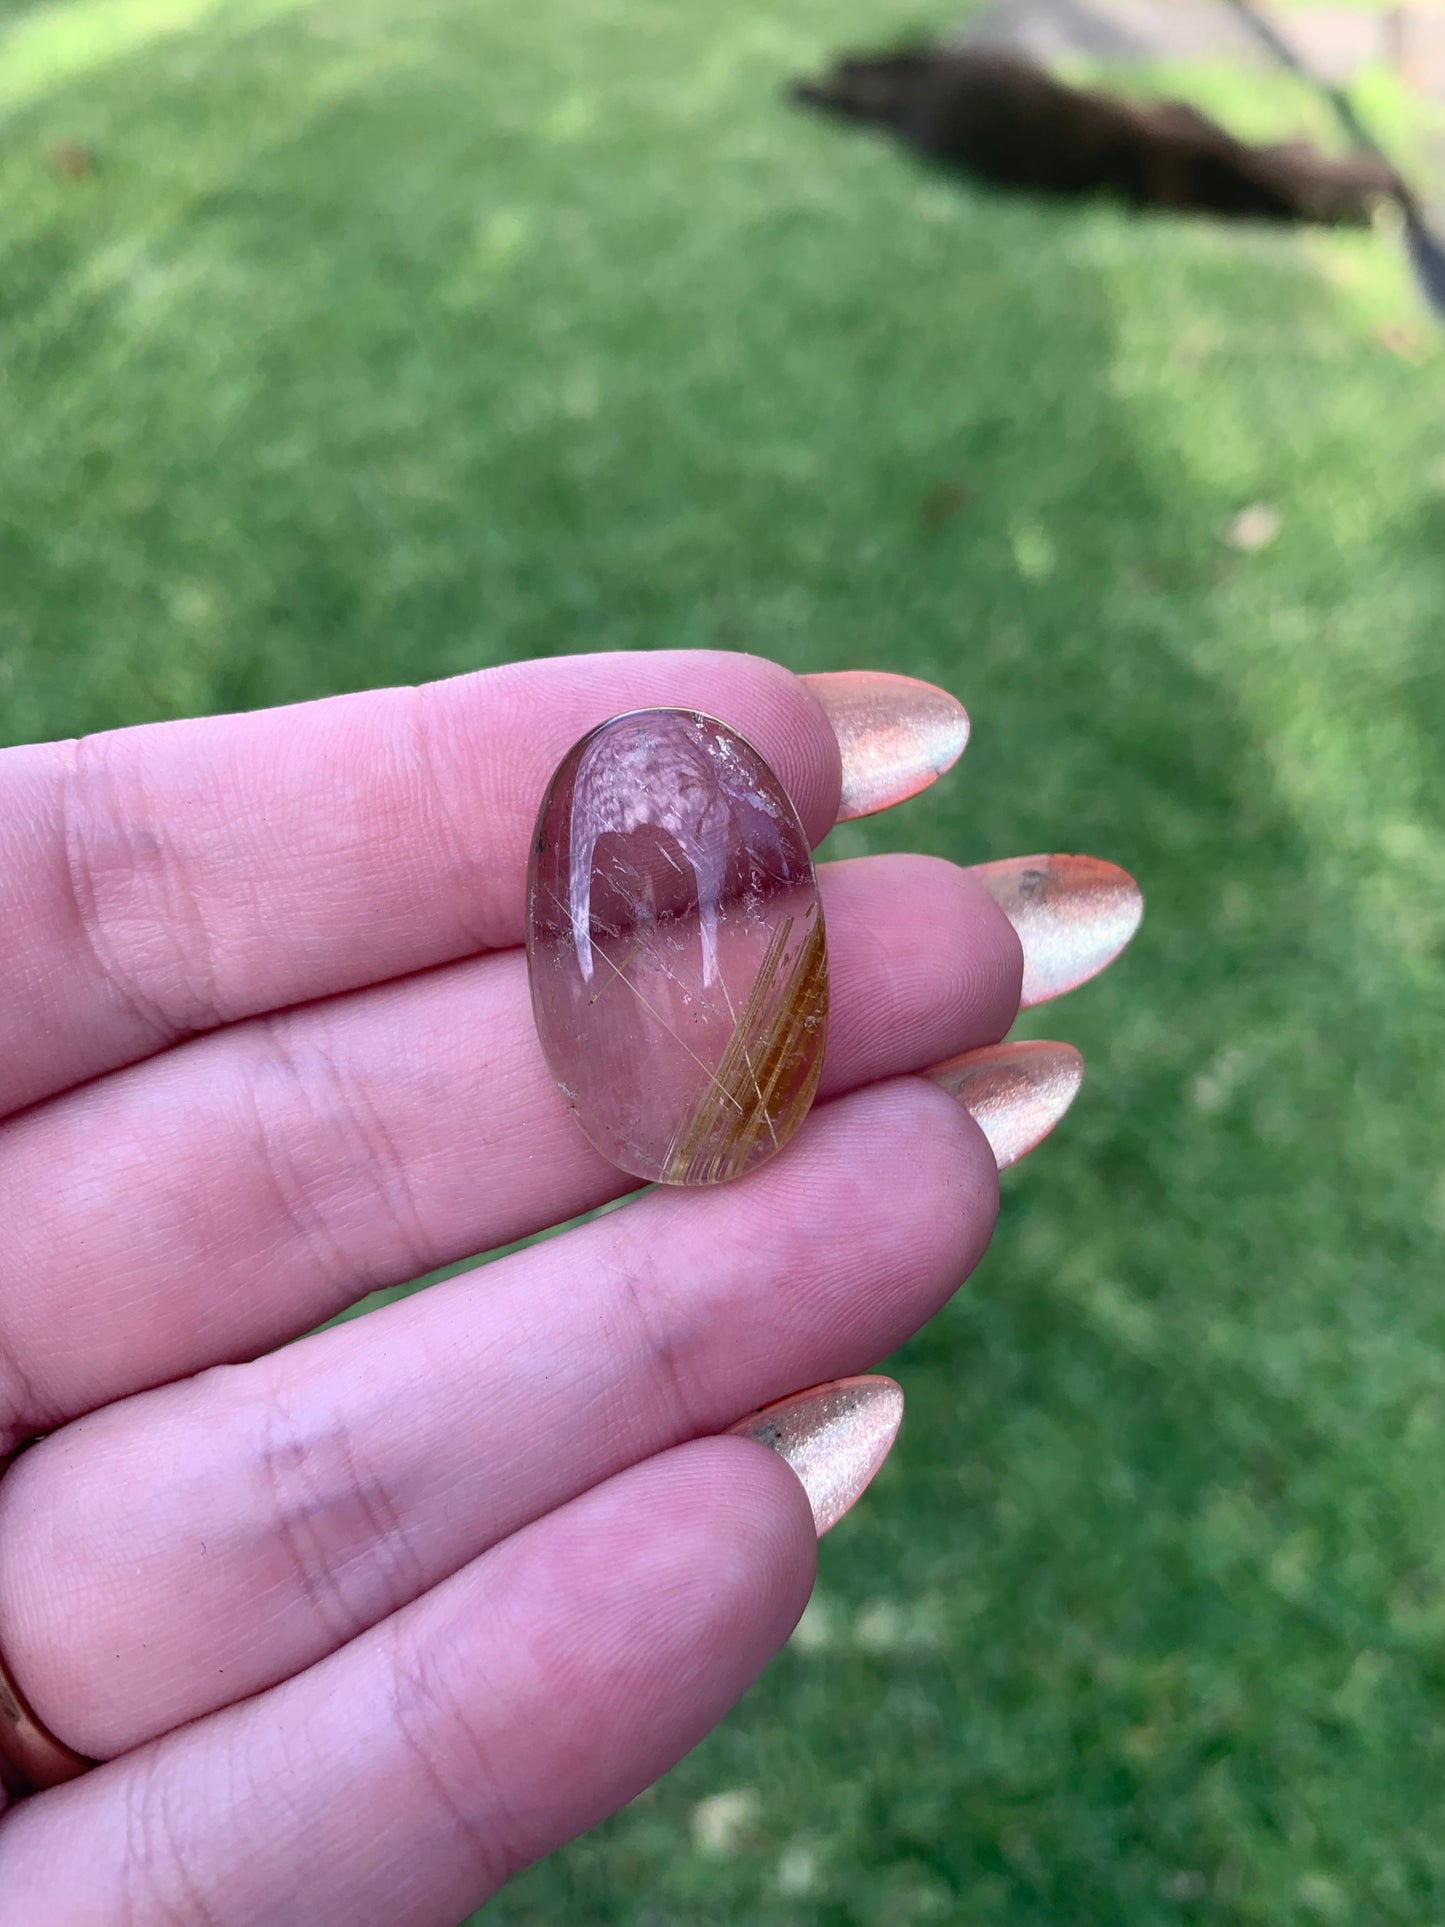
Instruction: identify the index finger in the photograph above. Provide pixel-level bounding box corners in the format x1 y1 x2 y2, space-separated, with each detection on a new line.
0 652 873 1120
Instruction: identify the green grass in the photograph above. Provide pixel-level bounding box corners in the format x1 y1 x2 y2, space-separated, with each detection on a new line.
4 1 1445 1921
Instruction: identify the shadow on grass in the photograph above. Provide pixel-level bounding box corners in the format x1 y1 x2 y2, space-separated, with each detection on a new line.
0 0 68 23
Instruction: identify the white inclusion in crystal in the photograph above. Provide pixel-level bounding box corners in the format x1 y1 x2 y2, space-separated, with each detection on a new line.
565 714 801 993
568 719 728 990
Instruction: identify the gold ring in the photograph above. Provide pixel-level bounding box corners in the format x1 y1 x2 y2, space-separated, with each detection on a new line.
0 1449 95 1797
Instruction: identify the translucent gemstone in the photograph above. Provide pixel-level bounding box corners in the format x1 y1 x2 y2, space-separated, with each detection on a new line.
527 708 829 1186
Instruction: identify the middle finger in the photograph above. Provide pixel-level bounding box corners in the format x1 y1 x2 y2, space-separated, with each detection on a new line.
0 852 1023 1440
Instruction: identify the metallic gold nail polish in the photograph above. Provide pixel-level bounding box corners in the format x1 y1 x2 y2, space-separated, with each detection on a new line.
727 1375 902 1534
803 671 969 822
974 854 1142 1008
926 1039 1083 1169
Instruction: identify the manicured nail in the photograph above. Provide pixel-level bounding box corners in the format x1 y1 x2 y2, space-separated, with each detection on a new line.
803 671 970 822
974 854 1142 1008
727 1375 903 1534
927 1039 1084 1169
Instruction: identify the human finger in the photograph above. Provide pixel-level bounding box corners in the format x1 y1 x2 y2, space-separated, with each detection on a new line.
0 1076 991 1758
0 1440 821 1927
0 852 1023 1441
0 655 968 1120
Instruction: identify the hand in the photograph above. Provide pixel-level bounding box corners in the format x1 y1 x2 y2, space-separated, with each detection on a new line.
0 651 1136 1924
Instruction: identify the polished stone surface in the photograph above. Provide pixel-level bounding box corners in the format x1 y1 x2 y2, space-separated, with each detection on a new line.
527 709 828 1185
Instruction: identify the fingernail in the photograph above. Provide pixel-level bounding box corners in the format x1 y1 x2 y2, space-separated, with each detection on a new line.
727 1375 903 1534
974 854 1143 1007
926 1039 1083 1169
803 671 970 822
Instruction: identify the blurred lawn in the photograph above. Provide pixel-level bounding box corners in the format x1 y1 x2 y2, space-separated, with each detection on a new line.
5 0 1445 1921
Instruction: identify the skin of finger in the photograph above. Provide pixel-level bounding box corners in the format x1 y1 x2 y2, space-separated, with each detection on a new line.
0 652 844 1124
0 1441 817 1927
0 1078 993 1756
0 856 1020 1443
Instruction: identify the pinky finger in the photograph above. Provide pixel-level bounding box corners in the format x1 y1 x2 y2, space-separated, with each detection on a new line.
0 1439 823 1927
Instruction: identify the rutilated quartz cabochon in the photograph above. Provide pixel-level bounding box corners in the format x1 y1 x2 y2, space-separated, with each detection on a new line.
526 709 829 1186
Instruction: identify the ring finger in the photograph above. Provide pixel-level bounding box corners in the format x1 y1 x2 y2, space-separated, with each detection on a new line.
0 1072 991 1761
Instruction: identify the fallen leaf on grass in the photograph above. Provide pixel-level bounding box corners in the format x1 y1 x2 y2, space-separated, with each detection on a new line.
919 479 976 530
1129 562 1187 594
1374 320 1431 364
1171 325 1220 370
1223 503 1282 553
51 142 95 181
690 1789 760 1856
1011 520 1056 579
